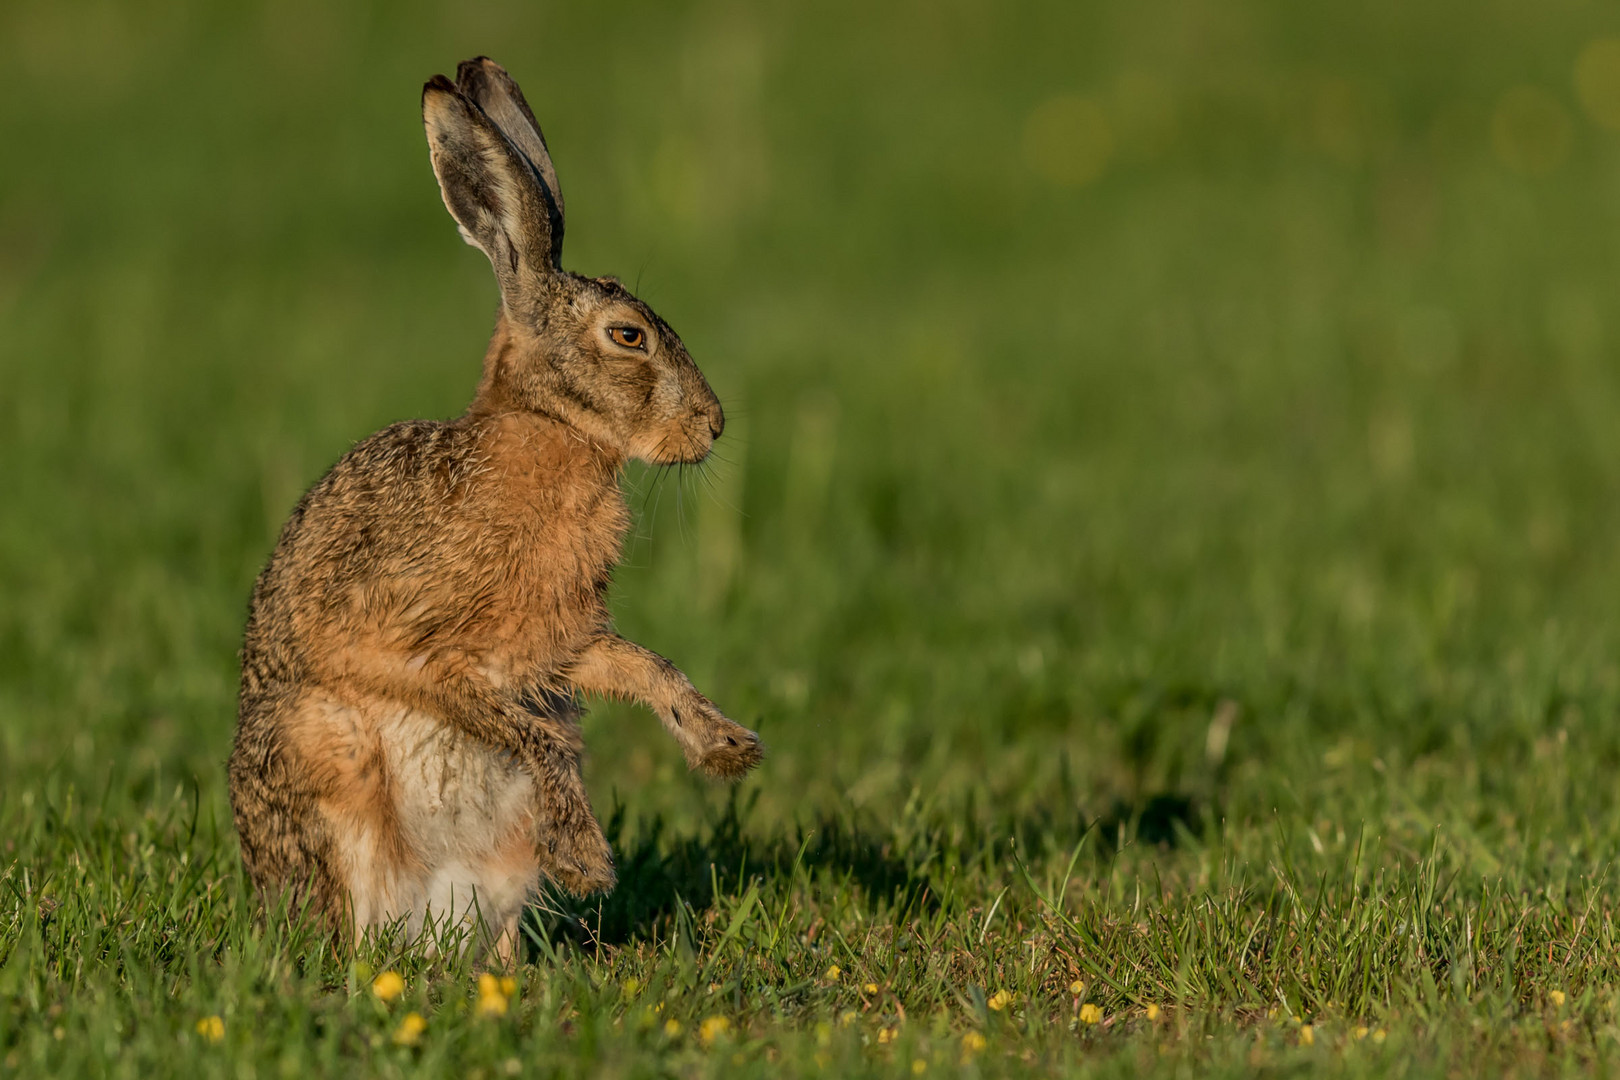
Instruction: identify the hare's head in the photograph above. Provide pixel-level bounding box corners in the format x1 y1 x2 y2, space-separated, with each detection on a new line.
423 58 723 464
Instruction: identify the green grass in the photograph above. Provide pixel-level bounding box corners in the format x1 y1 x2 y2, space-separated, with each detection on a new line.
6 0 1620 1075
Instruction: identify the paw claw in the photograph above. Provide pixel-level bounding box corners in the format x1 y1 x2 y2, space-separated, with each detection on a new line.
545 827 616 896
697 727 764 779
554 863 617 896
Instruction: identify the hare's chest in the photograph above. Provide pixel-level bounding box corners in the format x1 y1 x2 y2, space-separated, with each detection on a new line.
469 420 629 656
505 484 629 601
469 482 628 673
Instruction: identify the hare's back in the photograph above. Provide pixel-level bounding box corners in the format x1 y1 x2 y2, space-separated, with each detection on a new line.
255 420 495 614
288 419 484 558
238 420 484 700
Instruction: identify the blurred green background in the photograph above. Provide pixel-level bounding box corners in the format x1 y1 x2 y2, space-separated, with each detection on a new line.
3 0 1620 846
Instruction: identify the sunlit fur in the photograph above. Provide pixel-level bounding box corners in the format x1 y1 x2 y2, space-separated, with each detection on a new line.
469 275 725 466
228 57 761 960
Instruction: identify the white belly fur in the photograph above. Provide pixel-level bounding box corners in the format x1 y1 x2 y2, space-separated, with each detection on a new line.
334 704 541 947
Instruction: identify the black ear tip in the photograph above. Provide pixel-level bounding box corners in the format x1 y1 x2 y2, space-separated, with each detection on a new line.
456 56 502 91
423 73 458 99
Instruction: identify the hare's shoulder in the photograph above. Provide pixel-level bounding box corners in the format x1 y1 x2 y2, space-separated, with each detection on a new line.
272 421 482 540
250 420 477 598
310 413 618 516
318 419 486 503
266 415 626 599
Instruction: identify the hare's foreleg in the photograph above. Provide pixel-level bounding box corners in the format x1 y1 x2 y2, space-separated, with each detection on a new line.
566 635 764 779
430 683 616 897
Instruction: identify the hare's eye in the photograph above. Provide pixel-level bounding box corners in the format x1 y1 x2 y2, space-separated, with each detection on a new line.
607 326 646 350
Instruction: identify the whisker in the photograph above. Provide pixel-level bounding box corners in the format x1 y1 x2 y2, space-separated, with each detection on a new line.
696 459 746 517
674 464 691 547
643 462 672 544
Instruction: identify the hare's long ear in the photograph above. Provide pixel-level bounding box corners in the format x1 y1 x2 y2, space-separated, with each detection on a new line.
455 57 565 250
422 75 560 307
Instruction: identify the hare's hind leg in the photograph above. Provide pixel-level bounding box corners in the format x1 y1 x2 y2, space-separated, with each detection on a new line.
272 691 423 940
489 910 522 969
471 830 542 968
231 693 359 931
228 751 347 928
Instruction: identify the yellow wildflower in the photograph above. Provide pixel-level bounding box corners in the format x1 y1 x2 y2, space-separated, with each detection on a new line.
1299 1024 1315 1046
371 971 406 1003
1069 980 1085 996
195 1016 224 1044
699 1016 731 1045
1550 990 1567 1007
1372 1029 1387 1044
499 976 517 998
825 964 841 981
393 1012 427 1046
1353 1026 1369 1040
1145 1004 1160 1021
476 973 509 1018
912 1060 928 1075
962 1031 987 1053
1079 1003 1102 1025
864 982 879 995
839 1009 858 1027
877 1026 896 1044
987 989 1013 1012
664 1018 683 1037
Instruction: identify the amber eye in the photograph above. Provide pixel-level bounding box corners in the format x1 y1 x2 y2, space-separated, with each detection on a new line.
607 326 646 350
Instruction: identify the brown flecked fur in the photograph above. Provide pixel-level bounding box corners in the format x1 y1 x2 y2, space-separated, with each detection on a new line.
228 57 763 955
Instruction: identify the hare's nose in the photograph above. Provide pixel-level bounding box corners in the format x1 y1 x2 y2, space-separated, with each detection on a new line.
707 405 725 440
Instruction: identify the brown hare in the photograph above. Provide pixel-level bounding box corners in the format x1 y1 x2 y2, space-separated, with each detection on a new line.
228 56 763 960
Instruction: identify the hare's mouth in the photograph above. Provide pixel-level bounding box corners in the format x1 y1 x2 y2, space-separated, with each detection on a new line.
635 418 716 466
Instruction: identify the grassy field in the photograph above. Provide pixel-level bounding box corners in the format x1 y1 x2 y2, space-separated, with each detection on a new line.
5 0 1620 1075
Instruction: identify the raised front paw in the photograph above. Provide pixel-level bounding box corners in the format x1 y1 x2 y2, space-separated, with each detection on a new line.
545 820 617 897
674 696 764 779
